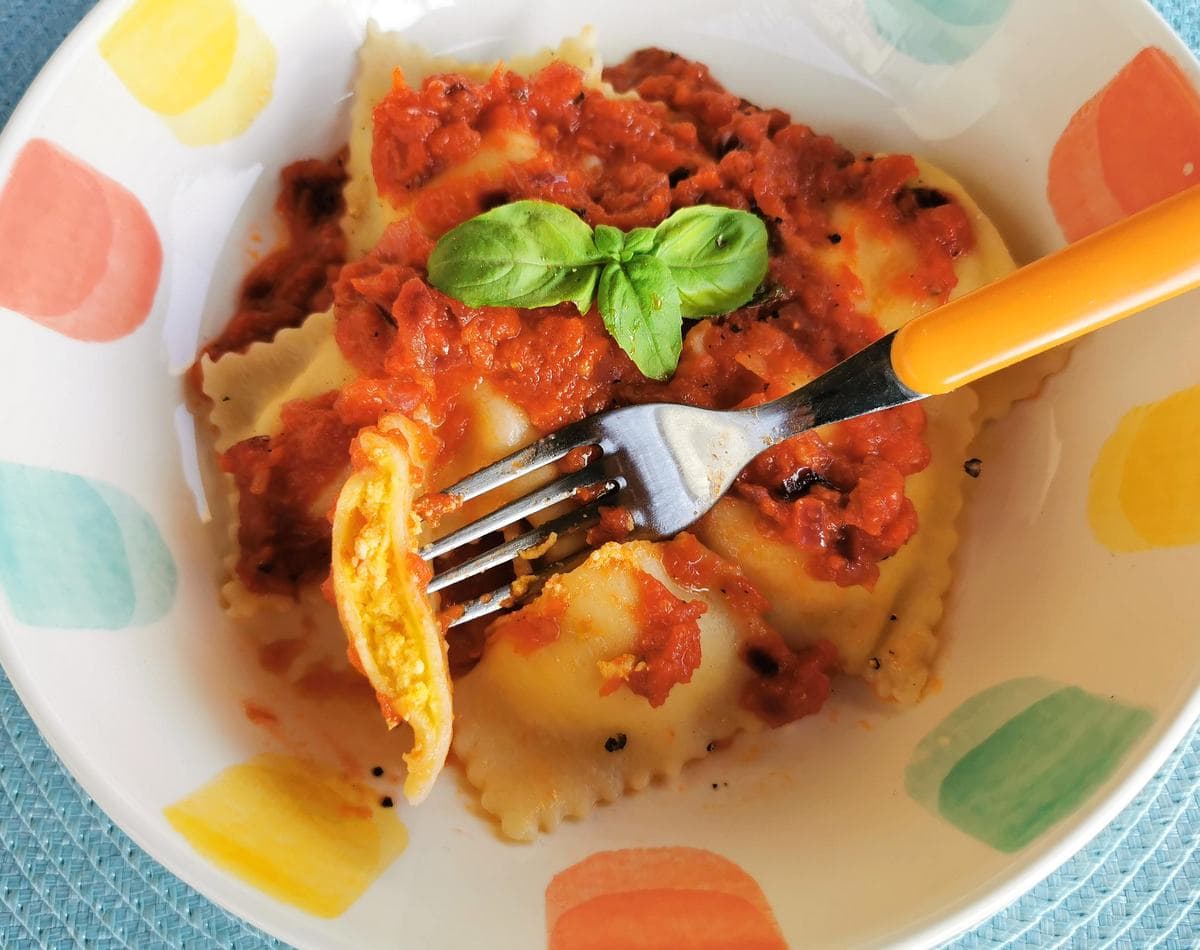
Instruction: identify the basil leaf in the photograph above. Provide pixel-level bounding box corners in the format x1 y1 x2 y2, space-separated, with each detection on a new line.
620 227 656 261
598 256 682 381
650 205 769 317
593 224 624 261
427 200 601 313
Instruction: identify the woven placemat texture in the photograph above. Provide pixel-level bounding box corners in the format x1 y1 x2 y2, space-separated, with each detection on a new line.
1 1 1199 947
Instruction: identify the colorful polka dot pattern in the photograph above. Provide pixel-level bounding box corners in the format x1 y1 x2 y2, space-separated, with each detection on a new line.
0 463 176 628
906 679 1152 852
0 139 160 342
1048 47 1200 241
100 0 276 146
866 0 1013 64
0 0 1196 937
546 848 786 949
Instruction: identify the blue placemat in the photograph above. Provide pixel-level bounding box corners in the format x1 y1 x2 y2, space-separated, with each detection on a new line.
2 1 1200 947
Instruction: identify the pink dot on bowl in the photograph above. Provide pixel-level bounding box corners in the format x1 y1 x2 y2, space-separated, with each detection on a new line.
0 139 162 341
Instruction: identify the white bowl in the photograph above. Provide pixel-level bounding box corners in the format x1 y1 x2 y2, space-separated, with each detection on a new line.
2 1 1199 946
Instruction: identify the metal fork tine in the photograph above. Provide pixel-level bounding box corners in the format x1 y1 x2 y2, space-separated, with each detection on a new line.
420 462 617 561
446 582 513 627
436 421 597 506
446 574 547 627
444 548 593 627
427 494 613 594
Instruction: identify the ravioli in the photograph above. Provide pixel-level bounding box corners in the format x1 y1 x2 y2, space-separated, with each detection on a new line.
452 539 769 840
693 159 1017 703
697 390 976 703
343 26 605 259
330 413 451 804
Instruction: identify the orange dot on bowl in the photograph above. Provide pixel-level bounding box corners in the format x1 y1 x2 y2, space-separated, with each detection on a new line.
546 847 786 950
1048 47 1200 241
552 890 786 950
0 139 161 341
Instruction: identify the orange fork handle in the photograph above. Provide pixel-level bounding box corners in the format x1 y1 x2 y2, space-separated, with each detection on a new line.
891 184 1200 396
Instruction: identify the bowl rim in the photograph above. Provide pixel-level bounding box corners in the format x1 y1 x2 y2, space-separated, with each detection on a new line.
1 1 1199 947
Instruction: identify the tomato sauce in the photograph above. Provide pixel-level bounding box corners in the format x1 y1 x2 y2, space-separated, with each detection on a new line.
488 593 567 656
212 49 973 608
662 532 838 725
586 505 635 545
220 392 357 595
199 153 348 367
600 569 706 707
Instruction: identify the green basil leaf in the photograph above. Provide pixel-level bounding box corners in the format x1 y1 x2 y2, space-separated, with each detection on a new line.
620 226 656 261
593 224 624 261
427 200 601 313
650 205 769 317
597 256 682 381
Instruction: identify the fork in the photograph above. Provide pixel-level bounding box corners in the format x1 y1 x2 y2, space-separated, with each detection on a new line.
423 184 1200 625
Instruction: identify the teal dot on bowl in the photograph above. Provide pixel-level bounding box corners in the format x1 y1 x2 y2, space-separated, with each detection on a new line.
0 463 176 629
866 0 1013 65
906 678 1152 852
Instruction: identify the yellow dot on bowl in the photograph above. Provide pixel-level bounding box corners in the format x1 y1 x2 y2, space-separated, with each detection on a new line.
100 0 238 115
100 0 276 146
1088 384 1200 551
165 754 407 918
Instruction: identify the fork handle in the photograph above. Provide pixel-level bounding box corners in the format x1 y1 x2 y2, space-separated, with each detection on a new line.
890 184 1200 396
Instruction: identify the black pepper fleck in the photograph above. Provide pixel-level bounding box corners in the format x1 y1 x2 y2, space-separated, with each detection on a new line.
889 614 898 622
712 783 719 790
776 467 838 501
706 741 716 753
374 302 397 328
911 186 950 209
745 647 780 678
380 796 394 808
220 395 231 403
371 766 384 777
826 233 842 245
964 457 983 478
868 657 881 670
715 134 741 158
479 189 511 212
667 166 690 187
604 733 628 752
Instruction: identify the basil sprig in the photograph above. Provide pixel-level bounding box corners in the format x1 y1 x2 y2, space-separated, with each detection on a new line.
426 200 768 380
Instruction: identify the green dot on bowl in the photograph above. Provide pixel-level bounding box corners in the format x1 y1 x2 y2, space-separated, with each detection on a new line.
908 679 1152 852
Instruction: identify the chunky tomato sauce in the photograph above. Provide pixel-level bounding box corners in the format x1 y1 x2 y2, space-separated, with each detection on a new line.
662 533 837 725
598 569 706 707
213 49 973 623
200 154 348 367
488 593 566 656
221 392 357 595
